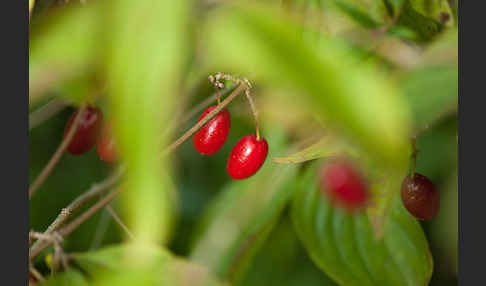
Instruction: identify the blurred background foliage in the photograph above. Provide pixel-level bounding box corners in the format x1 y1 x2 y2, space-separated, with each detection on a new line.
29 0 457 285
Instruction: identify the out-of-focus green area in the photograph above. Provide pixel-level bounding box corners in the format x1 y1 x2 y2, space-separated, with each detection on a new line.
29 0 457 285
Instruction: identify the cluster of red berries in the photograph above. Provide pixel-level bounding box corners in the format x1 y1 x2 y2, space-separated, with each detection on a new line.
193 105 268 180
64 106 117 163
319 159 440 220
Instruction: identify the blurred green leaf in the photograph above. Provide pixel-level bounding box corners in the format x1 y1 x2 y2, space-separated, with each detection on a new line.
242 215 339 286
408 0 454 23
291 162 433 286
420 28 458 67
190 131 297 285
431 170 458 276
71 243 226 286
386 25 419 41
29 2 104 105
272 136 357 164
39 269 88 286
382 0 406 17
72 243 172 274
396 1 442 42
103 0 191 247
400 67 457 134
39 268 90 286
333 1 381 28
203 2 412 171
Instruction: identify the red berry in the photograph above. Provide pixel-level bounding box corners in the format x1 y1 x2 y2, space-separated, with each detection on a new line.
320 160 369 211
193 106 231 155
227 135 268 180
96 121 118 163
401 173 440 220
64 106 103 155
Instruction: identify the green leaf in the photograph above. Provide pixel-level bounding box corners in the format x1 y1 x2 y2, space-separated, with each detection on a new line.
400 67 458 134
71 244 227 286
29 2 104 105
396 1 442 42
291 162 433 286
40 269 88 286
333 1 381 28
103 0 191 246
420 28 458 67
408 0 455 24
272 136 358 164
72 243 172 274
430 170 458 275
203 2 412 171
190 130 298 285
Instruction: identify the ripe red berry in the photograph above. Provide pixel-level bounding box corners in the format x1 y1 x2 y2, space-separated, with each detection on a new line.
320 160 369 211
64 106 103 155
96 121 118 163
227 135 268 180
401 173 440 220
193 106 231 155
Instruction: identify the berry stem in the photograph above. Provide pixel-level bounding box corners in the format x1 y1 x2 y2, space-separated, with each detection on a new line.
29 167 124 258
30 187 123 259
29 103 87 199
410 138 418 179
244 88 261 140
29 99 67 130
105 204 135 240
215 86 222 105
29 264 45 283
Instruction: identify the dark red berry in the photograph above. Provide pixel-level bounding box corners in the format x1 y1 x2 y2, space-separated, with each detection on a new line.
64 106 103 155
96 121 117 163
320 159 369 211
193 106 231 155
401 173 440 220
227 135 268 180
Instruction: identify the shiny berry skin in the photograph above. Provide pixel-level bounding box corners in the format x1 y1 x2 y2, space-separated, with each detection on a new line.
64 106 103 155
401 173 440 220
227 135 268 180
320 160 369 211
96 122 117 163
193 106 231 155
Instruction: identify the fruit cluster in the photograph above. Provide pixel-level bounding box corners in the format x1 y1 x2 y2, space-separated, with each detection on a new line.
64 106 117 163
193 74 268 180
319 157 440 220
63 74 268 180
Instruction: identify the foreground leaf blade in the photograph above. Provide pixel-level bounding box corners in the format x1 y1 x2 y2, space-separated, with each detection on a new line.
291 162 433 286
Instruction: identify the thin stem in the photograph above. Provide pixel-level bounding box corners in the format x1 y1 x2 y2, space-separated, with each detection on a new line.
29 104 87 199
29 264 45 283
179 87 232 124
30 168 123 256
162 87 233 142
244 88 260 140
89 207 111 250
105 204 135 240
61 189 122 238
30 188 122 259
215 87 222 105
29 99 67 130
410 138 418 178
161 83 247 156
